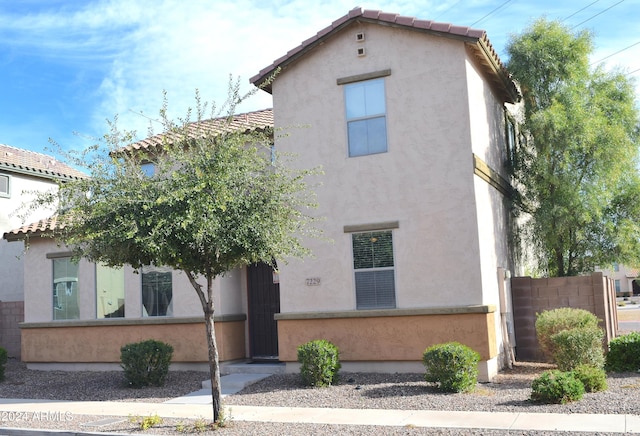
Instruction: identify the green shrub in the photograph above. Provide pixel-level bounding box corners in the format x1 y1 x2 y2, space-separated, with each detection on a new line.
550 327 605 370
572 364 607 392
422 342 480 393
0 347 7 382
297 339 341 387
605 331 640 372
535 308 600 362
531 370 585 404
120 339 173 388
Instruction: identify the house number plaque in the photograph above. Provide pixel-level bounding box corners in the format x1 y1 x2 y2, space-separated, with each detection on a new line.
305 277 321 286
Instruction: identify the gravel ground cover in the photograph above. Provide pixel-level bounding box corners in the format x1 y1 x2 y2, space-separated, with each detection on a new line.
1 358 640 435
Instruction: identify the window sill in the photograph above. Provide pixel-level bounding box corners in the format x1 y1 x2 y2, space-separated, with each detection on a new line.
275 305 496 320
20 314 246 329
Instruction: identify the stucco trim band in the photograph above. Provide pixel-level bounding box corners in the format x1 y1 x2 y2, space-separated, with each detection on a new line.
21 318 247 363
337 69 392 85
20 314 246 329
45 251 74 259
473 154 513 198
343 221 400 233
275 305 495 320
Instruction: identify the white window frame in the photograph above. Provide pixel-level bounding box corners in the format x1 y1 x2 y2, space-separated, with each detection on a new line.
338 70 391 158
0 173 10 198
51 256 80 320
349 227 397 310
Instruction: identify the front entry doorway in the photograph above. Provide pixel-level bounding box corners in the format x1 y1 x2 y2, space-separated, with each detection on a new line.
247 262 280 360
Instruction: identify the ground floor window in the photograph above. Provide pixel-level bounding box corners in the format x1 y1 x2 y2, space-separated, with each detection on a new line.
352 230 396 309
53 257 79 320
141 265 173 317
96 264 125 318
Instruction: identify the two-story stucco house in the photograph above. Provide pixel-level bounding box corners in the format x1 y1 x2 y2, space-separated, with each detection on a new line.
0 144 85 358
250 7 521 380
4 8 521 381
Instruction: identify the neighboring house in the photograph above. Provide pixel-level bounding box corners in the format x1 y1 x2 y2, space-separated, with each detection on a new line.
596 263 639 296
4 8 522 381
0 144 85 358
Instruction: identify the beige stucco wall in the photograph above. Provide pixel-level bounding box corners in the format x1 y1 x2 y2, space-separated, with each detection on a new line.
273 22 490 314
0 172 58 302
21 237 246 322
18 236 250 364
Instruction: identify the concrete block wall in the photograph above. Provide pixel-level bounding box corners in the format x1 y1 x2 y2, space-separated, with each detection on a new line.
511 272 617 361
0 301 24 359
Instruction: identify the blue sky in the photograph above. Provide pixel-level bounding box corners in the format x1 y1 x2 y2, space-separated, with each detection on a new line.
1 0 639 157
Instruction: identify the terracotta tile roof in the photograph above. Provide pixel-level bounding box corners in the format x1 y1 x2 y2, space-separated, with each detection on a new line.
122 108 274 153
250 7 520 104
3 215 62 241
0 144 86 180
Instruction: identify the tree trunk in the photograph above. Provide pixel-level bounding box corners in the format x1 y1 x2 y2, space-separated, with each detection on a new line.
204 308 222 422
184 270 222 423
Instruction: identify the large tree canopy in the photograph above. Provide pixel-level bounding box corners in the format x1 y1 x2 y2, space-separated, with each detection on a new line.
506 19 640 277
30 83 321 421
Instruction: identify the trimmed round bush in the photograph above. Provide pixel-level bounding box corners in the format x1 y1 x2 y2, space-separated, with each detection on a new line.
0 346 7 382
531 369 585 404
606 331 640 372
572 364 607 393
120 339 174 388
535 308 600 362
550 326 605 370
423 342 480 393
297 339 341 387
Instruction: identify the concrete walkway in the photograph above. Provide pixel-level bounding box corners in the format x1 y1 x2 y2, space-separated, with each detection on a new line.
1 369 639 434
2 398 640 433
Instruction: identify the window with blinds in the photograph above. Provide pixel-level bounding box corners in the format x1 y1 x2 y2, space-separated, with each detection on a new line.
352 230 396 309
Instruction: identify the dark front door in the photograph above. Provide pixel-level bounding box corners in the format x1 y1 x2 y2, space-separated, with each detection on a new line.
247 262 280 359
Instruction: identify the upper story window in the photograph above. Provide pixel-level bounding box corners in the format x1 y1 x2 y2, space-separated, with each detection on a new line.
344 78 388 157
0 173 10 198
140 162 155 177
351 229 396 309
52 257 80 320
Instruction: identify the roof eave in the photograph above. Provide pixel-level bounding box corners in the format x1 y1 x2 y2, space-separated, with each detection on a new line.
250 12 521 104
0 163 85 182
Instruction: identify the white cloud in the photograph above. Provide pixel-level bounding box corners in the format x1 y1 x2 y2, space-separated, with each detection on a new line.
1 0 638 151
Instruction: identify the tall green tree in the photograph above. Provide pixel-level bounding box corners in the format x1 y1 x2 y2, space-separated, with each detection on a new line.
30 81 320 422
506 19 640 277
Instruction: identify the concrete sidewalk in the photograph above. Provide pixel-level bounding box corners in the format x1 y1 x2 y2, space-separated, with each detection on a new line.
2 370 640 434
2 398 640 433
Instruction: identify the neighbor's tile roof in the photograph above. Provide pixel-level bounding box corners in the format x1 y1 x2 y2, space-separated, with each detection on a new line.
121 108 274 153
3 216 61 241
251 7 520 104
0 144 86 180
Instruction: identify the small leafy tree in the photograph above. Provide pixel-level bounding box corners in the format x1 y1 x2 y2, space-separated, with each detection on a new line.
24 78 320 422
